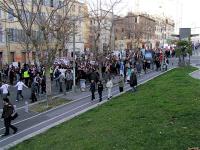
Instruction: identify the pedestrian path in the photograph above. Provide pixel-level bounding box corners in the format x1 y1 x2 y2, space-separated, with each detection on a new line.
0 66 177 149
189 64 200 80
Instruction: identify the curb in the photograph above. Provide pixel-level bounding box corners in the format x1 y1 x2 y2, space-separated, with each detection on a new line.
188 65 200 79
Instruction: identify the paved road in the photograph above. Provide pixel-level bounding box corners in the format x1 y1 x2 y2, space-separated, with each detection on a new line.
6 52 200 149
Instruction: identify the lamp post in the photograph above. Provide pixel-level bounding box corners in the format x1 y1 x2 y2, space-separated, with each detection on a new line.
72 19 76 93
5 28 11 64
159 6 166 71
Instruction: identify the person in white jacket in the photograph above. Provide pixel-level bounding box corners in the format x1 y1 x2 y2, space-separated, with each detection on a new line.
106 78 113 100
14 79 28 102
0 81 10 98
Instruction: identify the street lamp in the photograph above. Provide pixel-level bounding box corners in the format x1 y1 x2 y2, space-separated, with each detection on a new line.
72 18 76 93
5 28 11 64
70 16 83 93
159 6 166 71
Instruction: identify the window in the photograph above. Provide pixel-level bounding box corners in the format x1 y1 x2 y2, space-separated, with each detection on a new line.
32 52 36 61
59 1 62 6
135 17 137 23
13 29 17 42
8 9 14 21
0 25 3 42
79 6 81 13
72 5 75 12
22 52 26 63
59 49 62 57
0 52 2 65
79 35 81 42
8 28 14 42
50 0 54 7
10 52 15 62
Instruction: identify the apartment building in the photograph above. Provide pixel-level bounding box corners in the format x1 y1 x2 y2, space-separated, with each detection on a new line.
88 9 113 53
65 0 89 56
155 16 175 48
114 13 137 50
0 0 90 65
114 12 175 50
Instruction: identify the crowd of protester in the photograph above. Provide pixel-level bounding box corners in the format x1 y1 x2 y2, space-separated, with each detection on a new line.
0 48 175 103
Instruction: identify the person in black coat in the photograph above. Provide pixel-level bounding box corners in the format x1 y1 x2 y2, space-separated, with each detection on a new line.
97 81 104 102
30 82 37 103
90 80 96 101
130 70 138 92
1 98 17 136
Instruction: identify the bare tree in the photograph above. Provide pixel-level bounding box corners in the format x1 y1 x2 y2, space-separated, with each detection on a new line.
88 0 121 79
134 14 156 49
0 0 75 103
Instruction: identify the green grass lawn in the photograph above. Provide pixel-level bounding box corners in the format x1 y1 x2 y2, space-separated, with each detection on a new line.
11 67 200 150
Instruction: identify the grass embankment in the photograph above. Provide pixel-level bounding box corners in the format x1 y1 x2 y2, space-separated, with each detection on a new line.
11 67 200 150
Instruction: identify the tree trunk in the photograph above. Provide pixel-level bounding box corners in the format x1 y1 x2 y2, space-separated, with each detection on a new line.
182 54 185 65
98 63 103 80
27 52 31 64
45 67 52 106
189 54 191 65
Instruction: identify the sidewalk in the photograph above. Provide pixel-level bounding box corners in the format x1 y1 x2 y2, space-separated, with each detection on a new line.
189 64 200 80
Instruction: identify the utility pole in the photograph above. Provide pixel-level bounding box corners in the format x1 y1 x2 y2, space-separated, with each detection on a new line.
72 19 76 93
112 7 115 51
5 20 10 64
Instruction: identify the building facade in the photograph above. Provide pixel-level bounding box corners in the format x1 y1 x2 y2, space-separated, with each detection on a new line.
114 12 175 50
88 10 113 54
0 0 90 65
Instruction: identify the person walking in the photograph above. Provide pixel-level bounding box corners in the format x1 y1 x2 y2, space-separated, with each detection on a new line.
106 78 113 100
65 70 73 91
90 80 96 101
97 81 103 102
14 78 28 102
9 67 15 85
41 76 46 94
34 74 41 95
1 98 17 136
30 81 37 103
118 74 124 92
143 59 147 74
130 70 138 92
23 69 30 87
135 62 142 76
54 68 60 87
57 73 65 93
0 81 10 98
